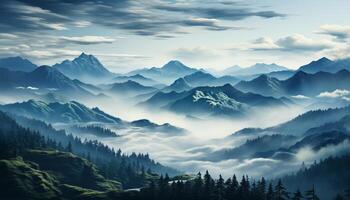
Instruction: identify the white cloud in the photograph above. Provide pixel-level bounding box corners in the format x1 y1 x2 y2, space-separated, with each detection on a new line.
317 24 350 41
72 20 92 28
318 89 350 101
171 47 220 61
249 34 333 52
59 36 116 45
291 95 310 100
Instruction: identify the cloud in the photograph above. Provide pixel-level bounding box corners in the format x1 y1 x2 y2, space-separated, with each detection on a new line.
291 95 310 100
181 18 244 31
317 24 350 41
318 89 350 101
0 1 69 32
59 36 116 45
250 34 332 52
0 0 284 37
170 47 219 62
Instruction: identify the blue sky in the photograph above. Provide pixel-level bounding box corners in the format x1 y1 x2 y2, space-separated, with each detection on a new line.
1 0 350 73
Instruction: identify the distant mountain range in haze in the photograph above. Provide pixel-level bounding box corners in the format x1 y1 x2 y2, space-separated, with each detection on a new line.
0 56 37 72
235 69 350 97
2 54 350 105
0 65 92 97
221 63 289 76
298 57 350 74
127 60 198 84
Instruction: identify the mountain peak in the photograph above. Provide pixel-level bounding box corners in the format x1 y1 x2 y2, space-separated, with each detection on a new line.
77 52 93 59
162 60 189 71
53 53 112 81
318 57 332 63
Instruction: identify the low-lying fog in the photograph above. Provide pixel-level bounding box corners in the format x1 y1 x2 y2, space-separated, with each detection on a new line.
3 91 349 179
81 96 311 178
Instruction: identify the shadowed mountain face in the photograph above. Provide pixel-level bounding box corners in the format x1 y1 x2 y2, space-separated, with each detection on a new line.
181 71 240 87
143 84 288 117
113 74 161 87
127 60 198 84
53 53 114 82
0 56 37 72
298 57 350 74
0 66 92 96
162 78 192 93
234 105 350 137
205 134 298 161
235 69 350 97
108 80 158 96
0 99 122 124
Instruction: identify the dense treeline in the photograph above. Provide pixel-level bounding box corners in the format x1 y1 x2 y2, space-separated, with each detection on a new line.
69 124 120 137
282 155 350 200
136 171 326 200
0 112 176 188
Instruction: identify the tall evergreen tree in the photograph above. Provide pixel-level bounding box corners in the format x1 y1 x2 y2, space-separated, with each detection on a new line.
258 177 267 200
215 175 225 200
274 179 289 200
192 172 203 200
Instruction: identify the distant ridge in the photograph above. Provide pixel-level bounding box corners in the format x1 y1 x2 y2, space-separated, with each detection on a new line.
0 56 37 72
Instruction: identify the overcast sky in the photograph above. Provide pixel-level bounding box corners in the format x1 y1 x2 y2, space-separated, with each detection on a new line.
1 0 350 73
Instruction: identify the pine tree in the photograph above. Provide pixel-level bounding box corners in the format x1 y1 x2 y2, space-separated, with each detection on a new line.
225 174 239 200
274 179 289 200
193 172 203 200
238 175 250 200
216 175 225 200
258 177 267 200
203 170 215 200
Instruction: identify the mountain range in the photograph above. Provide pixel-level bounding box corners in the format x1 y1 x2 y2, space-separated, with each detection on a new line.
221 63 288 76
127 60 198 84
0 99 184 134
113 74 162 87
53 53 114 82
235 69 350 97
142 84 288 117
0 99 122 124
0 56 37 72
298 57 350 74
0 65 92 97
233 105 350 136
107 80 158 97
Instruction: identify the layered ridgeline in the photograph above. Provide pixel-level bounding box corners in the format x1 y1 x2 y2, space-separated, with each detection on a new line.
235 69 350 97
221 63 288 76
204 105 350 165
0 99 185 134
53 53 115 83
141 84 289 118
127 60 198 84
298 57 350 74
0 65 94 97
